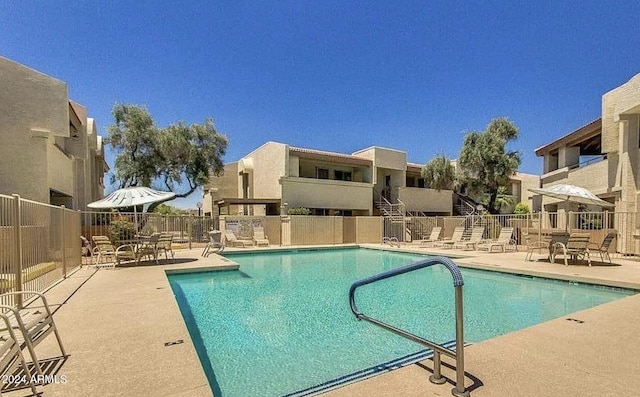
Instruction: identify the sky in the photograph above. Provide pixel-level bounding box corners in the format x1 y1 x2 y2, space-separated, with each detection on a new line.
2 1 640 209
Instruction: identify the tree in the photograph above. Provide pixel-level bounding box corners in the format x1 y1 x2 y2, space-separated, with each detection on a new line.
107 104 228 210
421 154 456 191
457 117 521 214
153 203 190 215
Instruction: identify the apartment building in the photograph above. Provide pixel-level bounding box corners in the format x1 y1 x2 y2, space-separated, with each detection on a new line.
534 71 640 213
203 142 454 216
0 56 108 209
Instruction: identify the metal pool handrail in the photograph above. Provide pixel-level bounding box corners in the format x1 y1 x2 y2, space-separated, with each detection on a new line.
348 256 470 397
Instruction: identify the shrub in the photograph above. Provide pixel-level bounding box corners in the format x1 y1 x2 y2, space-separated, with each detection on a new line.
288 207 311 215
109 219 135 243
513 202 530 214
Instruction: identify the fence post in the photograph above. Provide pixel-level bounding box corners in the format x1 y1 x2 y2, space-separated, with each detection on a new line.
188 214 193 250
11 194 23 307
60 205 67 278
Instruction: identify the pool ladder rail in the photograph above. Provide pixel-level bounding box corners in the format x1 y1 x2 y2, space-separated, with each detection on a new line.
348 256 470 397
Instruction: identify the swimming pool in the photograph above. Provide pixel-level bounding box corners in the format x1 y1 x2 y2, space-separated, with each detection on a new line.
168 248 635 397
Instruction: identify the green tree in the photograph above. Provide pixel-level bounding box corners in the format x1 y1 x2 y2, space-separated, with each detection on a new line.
107 104 228 210
457 117 521 214
153 203 190 215
421 154 455 191
514 202 530 214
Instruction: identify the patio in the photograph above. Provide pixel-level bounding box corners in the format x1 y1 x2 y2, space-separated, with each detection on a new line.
4 245 640 397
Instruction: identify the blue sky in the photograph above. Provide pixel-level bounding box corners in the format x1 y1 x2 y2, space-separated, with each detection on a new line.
2 1 640 209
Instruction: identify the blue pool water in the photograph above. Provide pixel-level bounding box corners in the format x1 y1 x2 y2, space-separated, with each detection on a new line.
168 248 634 397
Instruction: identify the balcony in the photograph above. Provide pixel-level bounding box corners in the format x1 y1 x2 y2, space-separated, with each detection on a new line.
396 187 453 214
541 158 612 193
280 177 373 211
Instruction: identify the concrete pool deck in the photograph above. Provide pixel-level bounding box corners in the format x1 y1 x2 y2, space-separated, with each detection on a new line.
5 245 640 397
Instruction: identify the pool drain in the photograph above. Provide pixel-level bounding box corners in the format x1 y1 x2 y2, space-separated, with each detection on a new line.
566 318 584 324
164 339 184 346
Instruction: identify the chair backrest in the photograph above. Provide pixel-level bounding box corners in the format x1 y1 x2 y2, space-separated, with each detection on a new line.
157 233 173 249
209 230 222 244
450 226 465 241
428 226 442 240
253 227 266 240
469 227 485 241
92 235 115 253
224 230 238 242
497 227 514 242
598 232 616 251
566 233 590 250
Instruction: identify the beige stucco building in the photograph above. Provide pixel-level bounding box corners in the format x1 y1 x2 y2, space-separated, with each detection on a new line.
0 56 108 209
535 71 640 213
203 142 455 217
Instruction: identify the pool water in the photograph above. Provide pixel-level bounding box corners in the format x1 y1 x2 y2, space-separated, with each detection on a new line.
168 248 634 397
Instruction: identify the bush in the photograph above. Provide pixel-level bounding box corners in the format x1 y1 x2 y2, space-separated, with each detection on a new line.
513 202 530 214
288 207 311 215
109 219 135 243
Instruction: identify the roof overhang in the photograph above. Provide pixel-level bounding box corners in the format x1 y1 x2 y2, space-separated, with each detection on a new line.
289 147 372 167
216 198 281 207
535 118 602 156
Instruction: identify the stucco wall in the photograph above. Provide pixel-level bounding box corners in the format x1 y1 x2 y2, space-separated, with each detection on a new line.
246 142 288 198
397 187 452 214
281 177 373 212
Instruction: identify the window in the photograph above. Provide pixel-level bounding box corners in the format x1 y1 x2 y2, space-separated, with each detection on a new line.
317 168 329 179
406 176 415 187
334 170 352 181
418 178 425 188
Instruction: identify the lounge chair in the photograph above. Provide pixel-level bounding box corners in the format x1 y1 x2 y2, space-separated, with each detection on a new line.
523 232 548 261
587 232 616 264
0 291 67 378
477 227 516 253
551 232 591 266
202 230 224 257
0 312 39 396
91 235 117 269
434 226 465 249
416 226 442 246
382 236 400 247
454 226 485 250
252 226 270 247
224 230 253 247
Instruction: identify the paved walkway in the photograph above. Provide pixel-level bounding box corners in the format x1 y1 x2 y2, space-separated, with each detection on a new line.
5 245 640 397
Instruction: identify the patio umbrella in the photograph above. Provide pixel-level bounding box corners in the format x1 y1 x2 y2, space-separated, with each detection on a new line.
528 184 613 232
528 184 614 208
87 186 176 231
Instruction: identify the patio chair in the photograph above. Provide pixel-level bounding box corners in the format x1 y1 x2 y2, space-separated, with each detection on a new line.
523 232 548 261
223 230 253 247
157 233 175 261
433 226 465 249
551 232 591 266
252 226 270 247
115 233 161 265
0 291 67 378
416 226 442 246
202 230 224 257
454 226 485 250
476 227 516 253
0 312 39 396
91 235 117 269
587 232 616 264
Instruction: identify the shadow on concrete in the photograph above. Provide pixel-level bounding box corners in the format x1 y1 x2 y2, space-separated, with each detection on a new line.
415 358 484 394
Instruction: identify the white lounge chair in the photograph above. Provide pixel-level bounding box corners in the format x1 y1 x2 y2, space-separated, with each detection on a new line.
202 231 224 257
224 230 253 247
0 291 67 378
454 226 485 250
0 312 39 396
477 227 516 253
434 226 465 249
416 226 442 247
252 227 270 247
